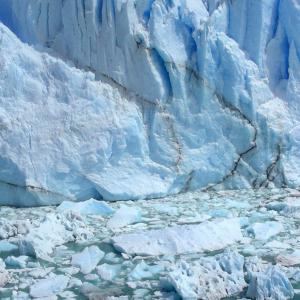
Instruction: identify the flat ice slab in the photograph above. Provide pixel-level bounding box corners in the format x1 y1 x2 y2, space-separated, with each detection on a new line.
111 218 242 256
29 275 69 298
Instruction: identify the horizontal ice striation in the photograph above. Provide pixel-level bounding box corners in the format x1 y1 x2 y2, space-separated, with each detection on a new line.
0 0 299 205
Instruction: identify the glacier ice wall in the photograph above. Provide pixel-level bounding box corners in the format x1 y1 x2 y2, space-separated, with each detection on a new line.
0 0 299 206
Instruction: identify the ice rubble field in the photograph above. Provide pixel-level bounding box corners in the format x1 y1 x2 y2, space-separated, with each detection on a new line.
1 189 300 299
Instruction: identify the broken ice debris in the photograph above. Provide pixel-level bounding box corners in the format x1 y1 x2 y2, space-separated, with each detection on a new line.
71 245 104 274
247 265 294 300
19 213 91 260
107 205 141 231
164 250 246 300
57 198 114 216
111 218 242 256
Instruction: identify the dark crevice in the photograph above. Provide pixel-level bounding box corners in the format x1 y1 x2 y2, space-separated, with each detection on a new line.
180 170 195 193
0 179 74 201
158 104 183 172
258 144 286 188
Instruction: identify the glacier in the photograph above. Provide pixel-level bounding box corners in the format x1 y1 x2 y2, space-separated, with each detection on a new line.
0 189 299 299
0 0 299 205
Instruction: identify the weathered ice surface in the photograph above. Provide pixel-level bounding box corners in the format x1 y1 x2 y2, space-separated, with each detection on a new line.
0 0 298 205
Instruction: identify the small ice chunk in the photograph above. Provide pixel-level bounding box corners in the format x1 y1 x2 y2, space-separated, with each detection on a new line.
11 291 30 300
29 268 54 279
97 263 122 281
0 219 30 239
267 198 300 218
0 241 18 253
84 273 99 281
129 261 163 281
57 266 80 275
247 265 294 300
57 199 114 216
71 246 104 274
68 277 83 288
0 258 9 287
5 256 28 269
107 205 141 231
152 204 178 216
247 221 284 240
209 208 233 218
277 250 300 266
112 218 242 256
29 275 69 298
59 290 77 299
80 282 102 297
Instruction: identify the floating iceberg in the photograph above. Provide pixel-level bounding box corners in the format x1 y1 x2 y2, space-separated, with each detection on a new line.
111 218 242 256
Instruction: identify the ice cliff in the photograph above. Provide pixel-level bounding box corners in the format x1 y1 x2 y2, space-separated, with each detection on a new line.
0 0 299 206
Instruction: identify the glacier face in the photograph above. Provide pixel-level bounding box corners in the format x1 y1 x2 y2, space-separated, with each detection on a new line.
0 0 299 205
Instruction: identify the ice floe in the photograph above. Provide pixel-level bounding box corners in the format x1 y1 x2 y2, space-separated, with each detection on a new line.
112 218 243 256
71 246 104 274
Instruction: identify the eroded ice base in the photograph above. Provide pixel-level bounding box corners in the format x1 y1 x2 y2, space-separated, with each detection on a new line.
1 189 300 299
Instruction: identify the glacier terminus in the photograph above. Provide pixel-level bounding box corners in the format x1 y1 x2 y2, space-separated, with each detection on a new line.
0 1 300 300
0 0 299 205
